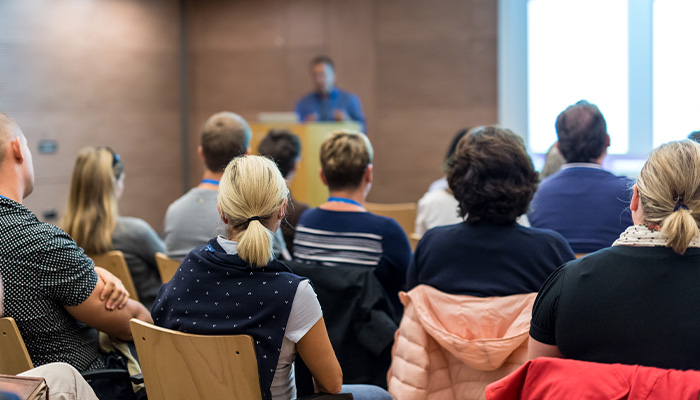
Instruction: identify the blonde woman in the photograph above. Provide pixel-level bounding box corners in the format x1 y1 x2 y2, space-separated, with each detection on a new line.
62 146 165 309
152 155 392 400
529 140 700 370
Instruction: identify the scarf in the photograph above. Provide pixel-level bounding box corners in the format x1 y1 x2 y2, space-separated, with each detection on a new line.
612 225 700 248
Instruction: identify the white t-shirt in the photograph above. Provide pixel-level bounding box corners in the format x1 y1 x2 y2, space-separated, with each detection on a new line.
216 236 322 400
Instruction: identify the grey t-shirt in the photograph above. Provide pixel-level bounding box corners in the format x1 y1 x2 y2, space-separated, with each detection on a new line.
163 188 226 260
112 216 166 309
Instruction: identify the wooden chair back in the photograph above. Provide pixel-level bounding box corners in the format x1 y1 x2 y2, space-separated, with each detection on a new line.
365 202 417 238
90 251 139 301
575 253 588 259
0 317 34 375
155 252 180 283
408 233 422 251
129 319 262 400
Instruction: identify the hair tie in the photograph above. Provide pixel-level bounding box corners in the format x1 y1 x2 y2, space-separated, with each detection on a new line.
247 216 261 222
673 195 689 212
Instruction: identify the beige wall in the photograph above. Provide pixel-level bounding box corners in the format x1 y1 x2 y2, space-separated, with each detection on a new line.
185 0 498 202
0 0 183 231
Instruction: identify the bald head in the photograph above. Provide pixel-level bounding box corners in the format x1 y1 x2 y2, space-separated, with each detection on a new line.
555 100 609 163
201 112 251 172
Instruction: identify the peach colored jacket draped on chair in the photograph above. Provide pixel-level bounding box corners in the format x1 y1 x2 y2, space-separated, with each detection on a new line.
387 285 536 400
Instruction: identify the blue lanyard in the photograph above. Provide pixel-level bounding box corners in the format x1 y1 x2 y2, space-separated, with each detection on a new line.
201 179 220 186
0 195 7 200
327 197 363 208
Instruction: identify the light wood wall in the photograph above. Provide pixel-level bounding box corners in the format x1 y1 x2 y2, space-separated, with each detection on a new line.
0 0 183 230
185 0 498 202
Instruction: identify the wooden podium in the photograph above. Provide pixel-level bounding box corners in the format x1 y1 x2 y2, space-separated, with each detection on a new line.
249 122 362 207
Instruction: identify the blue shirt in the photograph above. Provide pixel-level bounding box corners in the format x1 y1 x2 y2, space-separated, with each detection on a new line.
528 164 634 253
293 208 411 312
407 221 574 296
294 87 365 130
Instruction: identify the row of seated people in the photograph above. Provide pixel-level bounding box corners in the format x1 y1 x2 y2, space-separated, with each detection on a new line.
4 100 700 400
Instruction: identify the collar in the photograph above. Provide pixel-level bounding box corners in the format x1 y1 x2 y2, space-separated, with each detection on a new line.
560 162 603 171
203 238 292 273
315 87 338 99
216 235 238 255
613 225 700 248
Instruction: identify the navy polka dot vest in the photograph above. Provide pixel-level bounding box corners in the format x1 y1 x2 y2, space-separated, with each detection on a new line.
152 238 303 400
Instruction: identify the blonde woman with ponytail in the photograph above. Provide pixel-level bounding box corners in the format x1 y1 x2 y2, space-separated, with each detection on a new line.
153 155 393 400
528 139 700 370
62 146 165 309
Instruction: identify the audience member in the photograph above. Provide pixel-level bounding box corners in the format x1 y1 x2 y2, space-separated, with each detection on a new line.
528 100 634 253
529 140 700 371
688 130 700 143
258 129 309 254
0 112 151 375
408 126 575 295
163 111 251 260
293 131 411 312
61 146 164 309
153 155 391 400
295 56 365 130
540 142 566 179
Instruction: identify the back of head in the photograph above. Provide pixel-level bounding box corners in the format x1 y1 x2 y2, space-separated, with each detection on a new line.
218 155 289 267
201 112 252 172
0 112 19 166
61 146 123 254
636 140 700 254
555 100 608 163
257 130 301 178
320 130 373 191
312 55 334 71
448 125 539 224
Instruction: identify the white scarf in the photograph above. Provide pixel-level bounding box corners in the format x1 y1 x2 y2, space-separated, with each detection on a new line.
612 225 700 248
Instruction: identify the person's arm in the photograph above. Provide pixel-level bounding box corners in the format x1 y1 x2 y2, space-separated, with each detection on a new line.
296 317 343 394
347 94 365 125
94 266 129 310
528 336 564 360
65 277 152 342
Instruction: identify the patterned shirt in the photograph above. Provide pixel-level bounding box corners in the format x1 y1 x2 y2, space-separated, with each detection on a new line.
0 196 103 371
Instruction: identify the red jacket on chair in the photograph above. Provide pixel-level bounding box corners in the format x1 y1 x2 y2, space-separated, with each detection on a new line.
486 357 700 400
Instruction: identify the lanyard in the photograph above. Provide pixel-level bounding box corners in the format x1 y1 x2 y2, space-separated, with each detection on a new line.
201 179 220 186
327 197 363 208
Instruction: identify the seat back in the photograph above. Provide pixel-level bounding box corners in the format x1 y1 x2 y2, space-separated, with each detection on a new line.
0 317 34 375
364 202 417 237
129 319 262 400
155 252 179 283
90 251 139 301
408 233 422 251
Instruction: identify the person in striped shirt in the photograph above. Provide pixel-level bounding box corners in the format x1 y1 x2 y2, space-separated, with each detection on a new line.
293 130 411 312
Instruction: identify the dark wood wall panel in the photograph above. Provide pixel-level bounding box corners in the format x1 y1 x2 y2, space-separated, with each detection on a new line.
0 0 182 230
185 0 497 203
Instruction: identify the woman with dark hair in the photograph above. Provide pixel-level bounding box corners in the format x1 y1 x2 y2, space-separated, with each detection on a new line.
407 125 575 295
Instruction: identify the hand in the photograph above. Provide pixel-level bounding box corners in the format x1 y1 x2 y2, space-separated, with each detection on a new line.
304 113 319 122
333 109 349 122
94 266 129 310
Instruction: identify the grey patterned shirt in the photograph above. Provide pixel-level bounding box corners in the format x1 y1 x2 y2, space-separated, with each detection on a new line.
0 196 104 371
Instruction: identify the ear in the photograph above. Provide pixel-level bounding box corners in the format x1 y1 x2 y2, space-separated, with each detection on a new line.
630 184 640 212
605 133 611 148
198 146 205 161
319 168 328 186
555 141 560 152
217 204 229 224
279 198 288 220
245 147 252 155
11 137 24 163
364 164 373 185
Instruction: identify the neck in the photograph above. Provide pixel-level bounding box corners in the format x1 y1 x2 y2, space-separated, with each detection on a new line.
198 170 223 190
0 168 24 204
322 189 366 211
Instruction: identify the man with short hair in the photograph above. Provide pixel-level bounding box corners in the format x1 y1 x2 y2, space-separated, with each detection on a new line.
163 112 251 260
294 56 365 130
528 100 634 253
257 129 309 253
0 112 151 374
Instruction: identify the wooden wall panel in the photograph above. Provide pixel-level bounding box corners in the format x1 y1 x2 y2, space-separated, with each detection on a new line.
0 0 182 231
185 0 498 204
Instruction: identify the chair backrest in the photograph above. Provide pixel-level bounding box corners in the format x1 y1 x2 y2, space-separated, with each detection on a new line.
90 251 139 301
575 253 588 259
409 233 422 251
129 319 262 400
365 202 417 237
0 317 34 375
155 252 180 283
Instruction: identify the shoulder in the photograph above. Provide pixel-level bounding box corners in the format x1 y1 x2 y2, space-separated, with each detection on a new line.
518 225 569 245
296 92 316 105
117 216 153 232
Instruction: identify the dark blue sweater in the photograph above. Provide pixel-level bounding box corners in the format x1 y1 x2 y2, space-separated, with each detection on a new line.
407 221 575 296
528 166 634 253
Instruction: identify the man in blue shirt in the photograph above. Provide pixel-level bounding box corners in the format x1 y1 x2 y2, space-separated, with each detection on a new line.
528 100 634 254
295 56 365 131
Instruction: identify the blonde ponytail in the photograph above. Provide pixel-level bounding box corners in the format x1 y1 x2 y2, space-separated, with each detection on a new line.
218 156 289 267
637 140 700 254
